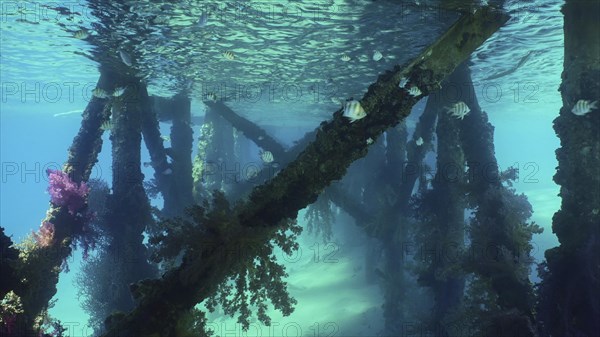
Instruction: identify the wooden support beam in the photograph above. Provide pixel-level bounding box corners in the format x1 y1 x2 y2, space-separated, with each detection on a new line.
100 7 509 336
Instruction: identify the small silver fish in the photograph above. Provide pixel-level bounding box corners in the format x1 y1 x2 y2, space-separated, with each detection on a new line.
74 29 88 39
447 101 470 119
151 16 168 25
119 50 132 66
407 86 422 97
53 109 83 117
398 77 409 89
341 55 351 62
415 137 424 146
198 11 208 27
571 99 597 116
160 135 171 142
163 168 173 175
112 87 126 97
143 162 152 168
260 150 274 163
372 50 383 61
366 138 374 145
343 99 367 123
92 88 110 99
223 51 235 60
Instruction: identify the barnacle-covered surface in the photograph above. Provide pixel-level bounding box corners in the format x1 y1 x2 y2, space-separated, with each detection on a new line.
0 228 20 300
537 1 600 336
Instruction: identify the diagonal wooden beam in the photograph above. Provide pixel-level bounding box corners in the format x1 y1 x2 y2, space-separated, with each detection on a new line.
100 7 509 336
204 102 287 161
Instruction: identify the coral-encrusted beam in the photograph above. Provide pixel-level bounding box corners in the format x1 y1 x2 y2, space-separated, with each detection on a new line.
100 7 509 336
16 71 116 332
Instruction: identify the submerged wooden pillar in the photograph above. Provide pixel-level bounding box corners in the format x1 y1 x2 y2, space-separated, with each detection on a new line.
141 94 170 201
142 93 194 217
457 61 538 336
397 95 437 209
539 1 600 336
14 70 116 333
421 86 466 336
164 94 194 217
106 80 157 314
193 105 235 195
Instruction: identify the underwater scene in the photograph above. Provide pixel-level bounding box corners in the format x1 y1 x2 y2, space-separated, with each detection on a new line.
1 0 598 336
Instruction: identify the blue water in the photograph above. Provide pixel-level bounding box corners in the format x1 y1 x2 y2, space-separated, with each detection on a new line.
1 0 565 336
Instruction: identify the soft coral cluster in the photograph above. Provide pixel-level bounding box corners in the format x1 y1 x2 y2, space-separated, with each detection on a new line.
32 221 55 248
46 169 89 215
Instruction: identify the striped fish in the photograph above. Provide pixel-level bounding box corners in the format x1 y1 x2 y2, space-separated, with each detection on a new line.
74 29 88 39
343 99 367 123
223 51 235 60
571 99 597 116
100 120 112 131
113 87 126 97
446 101 470 119
206 92 217 102
260 150 274 163
92 88 110 99
407 86 422 97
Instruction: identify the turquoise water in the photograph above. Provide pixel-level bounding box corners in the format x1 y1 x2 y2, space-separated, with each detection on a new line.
1 0 565 336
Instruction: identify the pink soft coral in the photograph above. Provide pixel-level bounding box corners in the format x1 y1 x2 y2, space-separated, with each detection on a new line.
46 169 89 215
32 221 55 247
